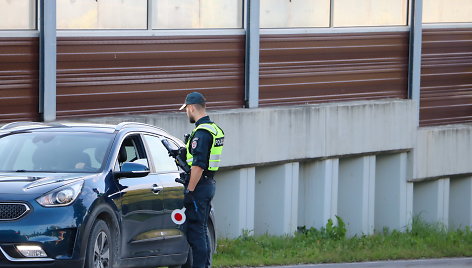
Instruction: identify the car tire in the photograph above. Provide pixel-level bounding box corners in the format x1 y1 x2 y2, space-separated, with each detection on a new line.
85 219 113 268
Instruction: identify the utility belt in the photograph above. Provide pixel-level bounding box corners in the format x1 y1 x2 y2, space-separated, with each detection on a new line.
198 172 215 185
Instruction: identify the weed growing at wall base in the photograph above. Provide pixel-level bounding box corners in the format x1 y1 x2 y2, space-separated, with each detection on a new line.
213 217 472 267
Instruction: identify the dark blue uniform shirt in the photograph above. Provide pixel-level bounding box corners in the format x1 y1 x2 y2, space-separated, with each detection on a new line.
189 116 215 177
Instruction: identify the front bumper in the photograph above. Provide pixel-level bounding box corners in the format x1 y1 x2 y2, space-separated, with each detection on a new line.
0 200 85 267
0 251 83 268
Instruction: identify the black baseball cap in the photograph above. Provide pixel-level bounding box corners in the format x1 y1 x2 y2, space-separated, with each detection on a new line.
179 92 206 110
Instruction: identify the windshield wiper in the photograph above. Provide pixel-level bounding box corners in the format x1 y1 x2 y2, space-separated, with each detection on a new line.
12 170 59 173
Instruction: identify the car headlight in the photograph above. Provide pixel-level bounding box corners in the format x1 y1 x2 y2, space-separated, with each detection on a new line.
36 180 84 207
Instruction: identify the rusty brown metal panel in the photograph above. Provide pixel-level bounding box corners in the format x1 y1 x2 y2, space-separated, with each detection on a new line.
0 38 39 123
420 28 472 126
259 32 409 107
56 35 245 119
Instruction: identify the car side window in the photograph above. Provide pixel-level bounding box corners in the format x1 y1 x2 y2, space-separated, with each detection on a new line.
115 135 149 171
143 135 178 173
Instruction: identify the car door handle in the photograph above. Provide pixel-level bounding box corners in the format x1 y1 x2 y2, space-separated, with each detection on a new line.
152 184 163 194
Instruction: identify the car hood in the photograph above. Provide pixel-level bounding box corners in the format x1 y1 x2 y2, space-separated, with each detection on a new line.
0 173 94 196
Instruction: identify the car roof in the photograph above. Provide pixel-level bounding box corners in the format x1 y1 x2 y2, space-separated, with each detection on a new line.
0 121 169 135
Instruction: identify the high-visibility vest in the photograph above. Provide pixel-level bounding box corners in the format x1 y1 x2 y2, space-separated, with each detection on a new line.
186 123 224 171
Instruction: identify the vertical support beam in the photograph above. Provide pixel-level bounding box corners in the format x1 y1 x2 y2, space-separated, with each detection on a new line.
39 0 56 122
408 0 423 125
375 153 413 232
414 178 450 228
329 0 335 28
338 156 376 236
255 163 299 236
299 159 339 229
147 0 155 31
449 176 472 229
29 0 36 29
244 0 260 108
213 168 255 238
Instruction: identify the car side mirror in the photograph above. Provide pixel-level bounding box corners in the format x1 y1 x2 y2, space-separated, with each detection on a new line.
113 162 150 179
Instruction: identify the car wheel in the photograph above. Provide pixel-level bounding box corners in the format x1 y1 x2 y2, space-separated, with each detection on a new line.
86 220 113 268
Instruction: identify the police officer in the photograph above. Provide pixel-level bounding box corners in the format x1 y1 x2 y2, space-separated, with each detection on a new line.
179 92 224 268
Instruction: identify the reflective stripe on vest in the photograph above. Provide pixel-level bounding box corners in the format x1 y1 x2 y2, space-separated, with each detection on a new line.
186 123 224 171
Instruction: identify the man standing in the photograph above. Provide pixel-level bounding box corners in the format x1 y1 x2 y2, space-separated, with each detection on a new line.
179 92 224 268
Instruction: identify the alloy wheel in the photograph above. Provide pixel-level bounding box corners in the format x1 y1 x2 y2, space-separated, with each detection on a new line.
93 231 110 268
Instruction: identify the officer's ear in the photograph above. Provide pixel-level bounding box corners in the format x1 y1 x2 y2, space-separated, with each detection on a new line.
187 104 194 113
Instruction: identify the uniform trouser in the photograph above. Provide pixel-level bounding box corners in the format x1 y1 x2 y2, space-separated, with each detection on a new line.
185 179 216 268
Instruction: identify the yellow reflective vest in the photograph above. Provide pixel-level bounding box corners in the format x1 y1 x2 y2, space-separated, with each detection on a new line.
186 123 224 171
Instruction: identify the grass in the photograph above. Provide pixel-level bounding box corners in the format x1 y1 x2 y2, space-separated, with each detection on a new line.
213 217 472 267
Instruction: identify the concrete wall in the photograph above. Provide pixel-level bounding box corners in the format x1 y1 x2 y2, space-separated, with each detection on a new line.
69 99 472 237
414 126 472 181
78 99 417 168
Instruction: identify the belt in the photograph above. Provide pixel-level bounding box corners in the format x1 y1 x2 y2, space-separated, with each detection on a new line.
198 174 215 185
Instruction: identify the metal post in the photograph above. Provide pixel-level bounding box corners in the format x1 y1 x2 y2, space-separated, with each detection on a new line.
39 0 57 122
147 0 154 31
245 0 260 108
329 0 335 28
408 0 423 125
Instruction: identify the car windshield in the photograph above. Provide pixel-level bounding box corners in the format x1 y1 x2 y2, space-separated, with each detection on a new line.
0 131 114 173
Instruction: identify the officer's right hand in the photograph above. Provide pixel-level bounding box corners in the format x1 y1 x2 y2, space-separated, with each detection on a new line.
184 190 195 207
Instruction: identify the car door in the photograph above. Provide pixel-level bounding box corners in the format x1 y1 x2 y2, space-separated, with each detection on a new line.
114 134 168 259
142 134 188 255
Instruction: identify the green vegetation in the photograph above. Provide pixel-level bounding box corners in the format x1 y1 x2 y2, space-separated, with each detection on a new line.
213 217 472 267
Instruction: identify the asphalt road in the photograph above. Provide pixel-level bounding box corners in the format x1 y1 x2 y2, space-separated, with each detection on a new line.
265 258 472 268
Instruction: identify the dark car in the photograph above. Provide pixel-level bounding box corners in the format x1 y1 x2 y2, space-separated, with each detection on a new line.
0 122 216 268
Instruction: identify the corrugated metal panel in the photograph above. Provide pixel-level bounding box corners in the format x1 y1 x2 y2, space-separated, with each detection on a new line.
259 32 409 106
56 35 245 119
0 38 39 123
420 28 472 126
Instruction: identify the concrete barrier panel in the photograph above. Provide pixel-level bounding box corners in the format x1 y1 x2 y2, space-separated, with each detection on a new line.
338 156 376 236
413 178 450 228
375 153 413 232
254 163 299 236
299 159 339 229
414 126 472 180
213 168 256 238
449 176 472 229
